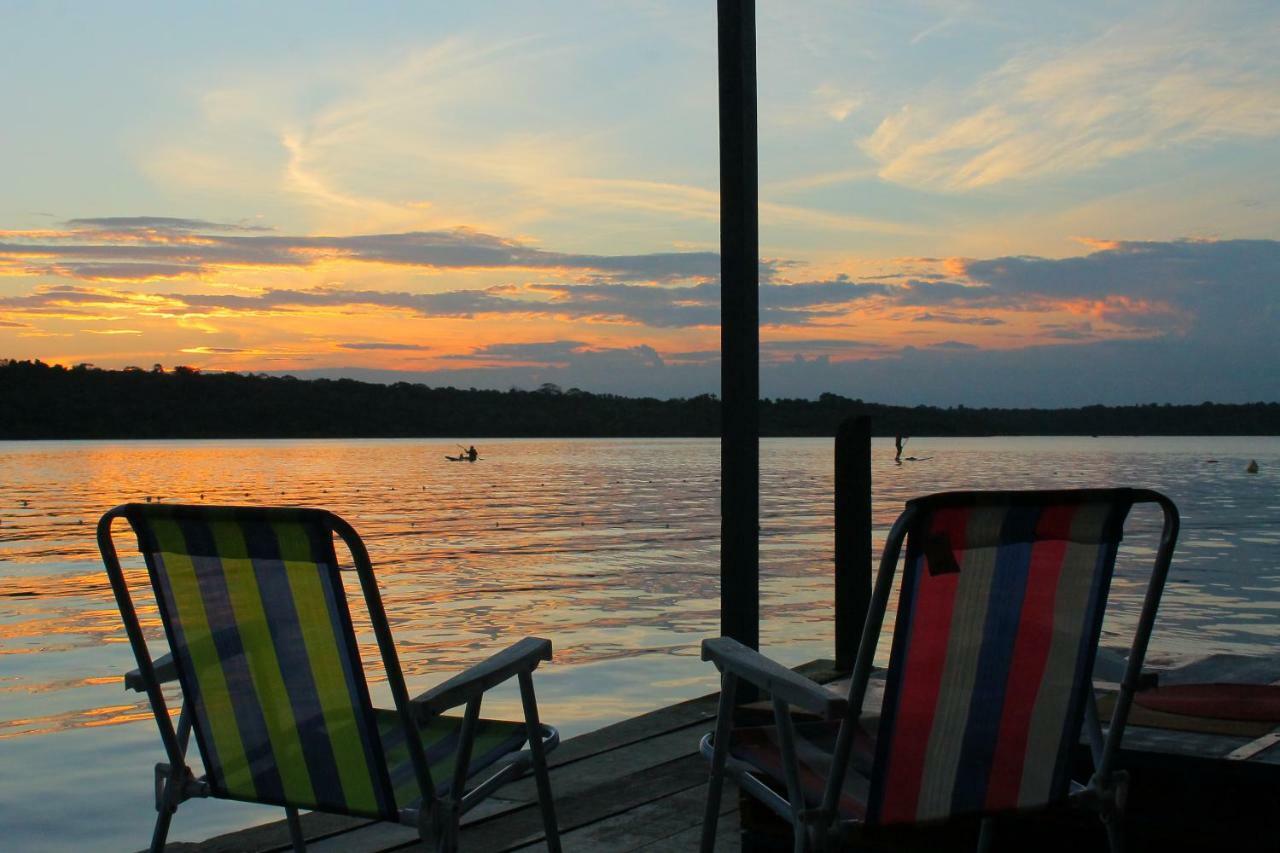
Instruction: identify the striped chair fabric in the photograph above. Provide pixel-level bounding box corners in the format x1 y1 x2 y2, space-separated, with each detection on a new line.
126 504 525 820
730 719 877 820
868 494 1130 825
377 712 527 809
722 492 1134 828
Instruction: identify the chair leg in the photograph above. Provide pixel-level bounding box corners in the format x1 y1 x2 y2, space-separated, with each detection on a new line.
1102 813 1125 853
519 672 561 853
977 817 994 853
285 805 306 853
433 805 459 853
1100 770 1128 853
701 674 737 853
150 762 184 853
149 803 175 853
792 820 809 853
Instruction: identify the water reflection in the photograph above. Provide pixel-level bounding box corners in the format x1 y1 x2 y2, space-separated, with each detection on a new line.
0 436 1277 847
0 435 1274 845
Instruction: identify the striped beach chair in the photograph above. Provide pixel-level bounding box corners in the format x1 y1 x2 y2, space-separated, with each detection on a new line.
700 488 1179 852
98 504 561 853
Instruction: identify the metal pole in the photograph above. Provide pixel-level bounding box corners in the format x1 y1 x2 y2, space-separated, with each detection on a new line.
834 416 872 669
718 0 759 650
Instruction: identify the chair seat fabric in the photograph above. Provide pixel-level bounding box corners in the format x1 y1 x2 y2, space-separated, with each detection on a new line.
375 710 529 810
730 719 876 821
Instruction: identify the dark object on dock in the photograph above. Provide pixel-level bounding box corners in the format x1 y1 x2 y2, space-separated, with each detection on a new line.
99 503 561 853
1133 682 1280 721
737 653 1280 852
833 416 871 671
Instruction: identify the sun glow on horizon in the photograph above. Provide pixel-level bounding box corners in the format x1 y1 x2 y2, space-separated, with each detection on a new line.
1 1 1277 404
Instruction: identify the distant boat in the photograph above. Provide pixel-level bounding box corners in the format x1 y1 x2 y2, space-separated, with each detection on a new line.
445 454 478 462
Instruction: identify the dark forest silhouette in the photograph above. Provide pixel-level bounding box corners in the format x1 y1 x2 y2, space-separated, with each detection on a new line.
2 359 1278 439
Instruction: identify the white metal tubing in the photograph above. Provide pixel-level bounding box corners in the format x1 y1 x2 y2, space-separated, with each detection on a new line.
518 671 561 853
700 673 739 853
821 507 914 819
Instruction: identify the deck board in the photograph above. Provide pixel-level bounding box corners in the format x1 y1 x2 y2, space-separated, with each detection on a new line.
505 783 740 853
174 654 1280 852
179 663 840 853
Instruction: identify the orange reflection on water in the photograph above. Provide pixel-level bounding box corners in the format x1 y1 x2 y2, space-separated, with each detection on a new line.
2 435 1278 750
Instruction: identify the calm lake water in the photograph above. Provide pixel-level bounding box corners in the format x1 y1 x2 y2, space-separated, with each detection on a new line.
2 436 1278 850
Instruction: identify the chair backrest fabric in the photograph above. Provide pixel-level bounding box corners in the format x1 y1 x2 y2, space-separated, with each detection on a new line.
867 490 1134 826
123 504 398 819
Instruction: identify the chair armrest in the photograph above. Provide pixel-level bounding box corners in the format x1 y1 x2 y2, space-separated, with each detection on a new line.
702 637 848 719
124 652 178 692
411 637 552 716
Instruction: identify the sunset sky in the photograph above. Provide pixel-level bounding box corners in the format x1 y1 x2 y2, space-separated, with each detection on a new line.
2 1 1277 405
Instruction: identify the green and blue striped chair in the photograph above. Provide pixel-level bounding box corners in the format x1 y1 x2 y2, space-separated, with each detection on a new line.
700 488 1179 853
99 503 561 853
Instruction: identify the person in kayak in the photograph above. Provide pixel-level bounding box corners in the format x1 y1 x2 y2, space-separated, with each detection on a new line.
467 445 478 462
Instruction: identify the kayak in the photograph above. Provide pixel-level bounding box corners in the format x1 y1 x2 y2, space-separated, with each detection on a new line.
445 455 477 462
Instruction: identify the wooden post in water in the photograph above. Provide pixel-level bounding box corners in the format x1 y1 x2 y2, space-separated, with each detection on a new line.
834 416 872 670
717 0 759 651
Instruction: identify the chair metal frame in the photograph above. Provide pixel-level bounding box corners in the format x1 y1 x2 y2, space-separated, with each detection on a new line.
99 503 562 853
700 488 1179 853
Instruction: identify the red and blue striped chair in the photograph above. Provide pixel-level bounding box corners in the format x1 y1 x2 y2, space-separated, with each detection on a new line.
99 504 561 853
700 489 1178 852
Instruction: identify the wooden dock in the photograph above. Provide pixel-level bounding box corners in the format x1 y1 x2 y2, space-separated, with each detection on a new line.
171 662 844 853
171 655 1280 853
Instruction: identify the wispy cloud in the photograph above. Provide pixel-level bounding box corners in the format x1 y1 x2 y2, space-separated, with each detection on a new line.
0 223 722 282
911 312 1005 325
336 341 432 351
863 7 1280 190
5 233 1276 404
454 341 665 369
64 217 272 234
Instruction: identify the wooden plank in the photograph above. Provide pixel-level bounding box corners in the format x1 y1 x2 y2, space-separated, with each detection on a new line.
540 694 719 768
309 737 723 853
334 697 737 848
459 753 711 851
303 821 418 853
508 783 739 853
633 804 741 853
302 694 736 850
174 811 370 853
181 660 843 852
500 717 714 803
1160 653 1280 686
542 658 840 771
302 797 524 853
1111 725 1253 760
1228 730 1280 761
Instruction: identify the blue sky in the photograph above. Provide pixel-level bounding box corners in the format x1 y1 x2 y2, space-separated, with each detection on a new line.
2 1 1277 404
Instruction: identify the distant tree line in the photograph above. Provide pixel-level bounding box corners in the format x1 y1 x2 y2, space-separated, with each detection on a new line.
2 359 1278 439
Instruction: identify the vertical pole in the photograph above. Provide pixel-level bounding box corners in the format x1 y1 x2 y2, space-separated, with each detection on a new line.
718 0 759 651
834 416 872 670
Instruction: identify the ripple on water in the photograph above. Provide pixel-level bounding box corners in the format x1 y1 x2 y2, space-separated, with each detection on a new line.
0 435 1277 848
